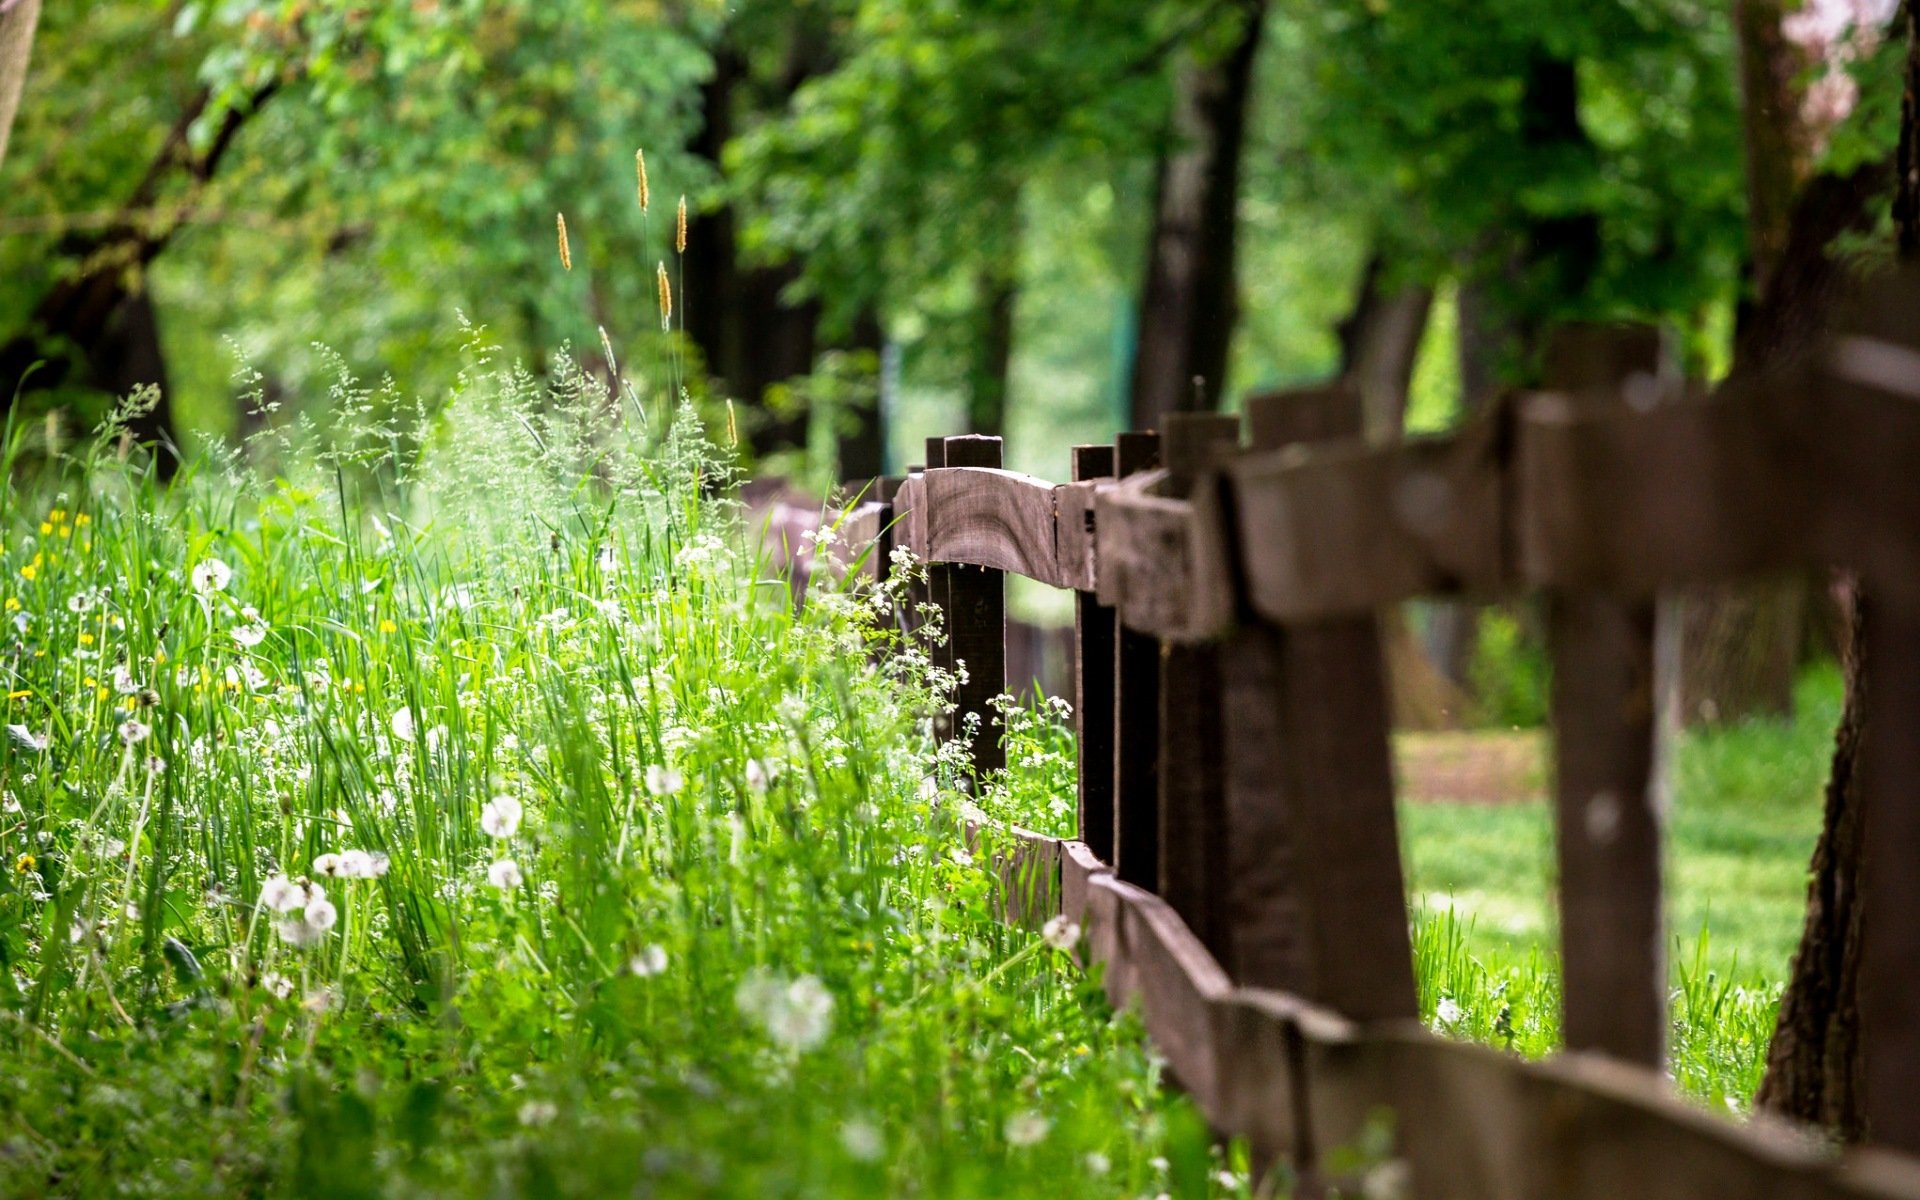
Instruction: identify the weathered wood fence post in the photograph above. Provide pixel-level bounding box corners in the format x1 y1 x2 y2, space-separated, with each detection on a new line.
1158 412 1241 960
1113 430 1163 889
1534 324 1669 1067
939 434 1009 780
1074 444 1119 862
1220 384 1417 1020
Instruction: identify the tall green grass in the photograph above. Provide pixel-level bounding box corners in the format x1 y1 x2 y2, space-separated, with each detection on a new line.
0 363 1239 1198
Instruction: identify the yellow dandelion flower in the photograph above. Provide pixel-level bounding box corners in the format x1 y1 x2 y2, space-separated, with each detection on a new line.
7 689 29 700
14 854 33 874
77 632 94 646
18 564 34 581
379 618 398 634
3 598 16 612
38 522 51 536
75 513 90 527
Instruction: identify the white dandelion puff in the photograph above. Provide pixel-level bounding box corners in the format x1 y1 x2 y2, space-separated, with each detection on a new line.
481 795 523 839
644 764 683 796
191 558 231 595
487 858 523 891
629 944 669 977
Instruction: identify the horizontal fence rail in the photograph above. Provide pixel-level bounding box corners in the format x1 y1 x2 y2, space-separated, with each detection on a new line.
816 268 1920 1198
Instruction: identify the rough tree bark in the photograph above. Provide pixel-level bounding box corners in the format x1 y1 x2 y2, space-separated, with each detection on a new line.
0 81 275 467
1127 0 1265 431
1754 5 1914 1134
0 0 39 172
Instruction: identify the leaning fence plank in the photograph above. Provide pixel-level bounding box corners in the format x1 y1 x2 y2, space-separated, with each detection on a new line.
1157 412 1240 963
1073 444 1119 863
920 442 955 748
942 435 1008 779
1222 387 1417 1022
1111 431 1162 889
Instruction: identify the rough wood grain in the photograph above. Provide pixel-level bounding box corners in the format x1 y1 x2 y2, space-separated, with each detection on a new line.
1112 432 1163 890
923 466 1072 586
943 436 1007 778
1093 470 1237 641
1097 874 1238 1118
1073 445 1119 863
1055 479 1103 592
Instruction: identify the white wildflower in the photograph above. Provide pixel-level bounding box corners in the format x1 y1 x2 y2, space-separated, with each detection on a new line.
518 1100 558 1127
191 558 231 595
231 607 268 648
767 975 833 1051
629 944 669 977
745 759 769 794
840 1119 884 1162
1435 996 1464 1028
1085 1152 1111 1176
481 795 523 839
6 724 46 752
390 706 415 743
1041 914 1080 952
259 874 306 914
487 858 523 891
645 764 682 796
1005 1111 1050 1147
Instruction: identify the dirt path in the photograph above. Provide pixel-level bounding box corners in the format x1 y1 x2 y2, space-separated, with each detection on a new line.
1394 730 1548 805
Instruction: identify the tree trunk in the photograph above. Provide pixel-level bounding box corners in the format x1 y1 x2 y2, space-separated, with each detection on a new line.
1423 280 1515 685
1667 0 1850 729
1754 6 1913 1135
1126 1 1265 431
967 250 1018 439
833 308 885 483
0 0 39 172
684 38 829 458
1335 254 1433 442
1755 581 1867 1138
0 81 272 469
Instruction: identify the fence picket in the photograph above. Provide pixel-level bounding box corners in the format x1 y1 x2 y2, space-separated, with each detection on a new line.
1113 430 1163 889
941 435 1007 779
1073 444 1119 862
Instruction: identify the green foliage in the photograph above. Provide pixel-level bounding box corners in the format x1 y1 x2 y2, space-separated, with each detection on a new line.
1466 607 1551 730
0 360 1246 1197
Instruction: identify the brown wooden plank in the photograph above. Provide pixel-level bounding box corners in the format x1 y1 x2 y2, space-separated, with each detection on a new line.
1156 413 1241 964
1546 593 1665 1065
1073 444 1119 864
1220 387 1417 1022
1091 873 1237 1122
942 435 1007 779
1059 839 1106 933
1228 411 1508 623
923 465 1071 585
1092 473 1238 641
872 475 903 589
1857 601 1920 1157
1112 431 1163 890
1055 479 1103 592
1212 987 1355 1181
1534 326 1669 1068
1513 377 1815 595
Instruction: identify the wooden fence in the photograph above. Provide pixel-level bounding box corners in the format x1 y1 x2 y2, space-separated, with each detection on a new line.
823 269 1920 1198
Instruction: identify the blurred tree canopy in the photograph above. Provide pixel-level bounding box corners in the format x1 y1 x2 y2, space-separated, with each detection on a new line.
0 0 1904 481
